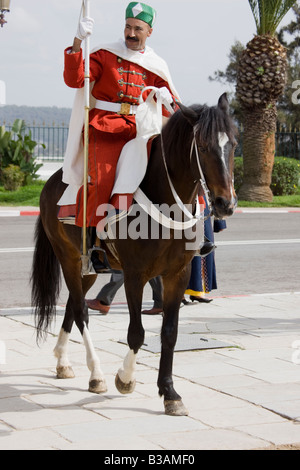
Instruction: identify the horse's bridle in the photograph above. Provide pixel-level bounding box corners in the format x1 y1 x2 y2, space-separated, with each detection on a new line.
190 129 213 215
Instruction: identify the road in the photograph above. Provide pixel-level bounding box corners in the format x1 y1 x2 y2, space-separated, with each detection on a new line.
0 210 299 308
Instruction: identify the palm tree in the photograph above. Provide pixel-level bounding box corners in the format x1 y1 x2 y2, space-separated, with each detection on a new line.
236 0 297 201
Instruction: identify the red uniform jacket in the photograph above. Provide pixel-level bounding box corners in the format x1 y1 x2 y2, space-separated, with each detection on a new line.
63 47 177 227
64 47 177 132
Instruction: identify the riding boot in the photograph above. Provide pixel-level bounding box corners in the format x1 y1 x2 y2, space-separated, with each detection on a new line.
90 249 111 273
199 236 216 257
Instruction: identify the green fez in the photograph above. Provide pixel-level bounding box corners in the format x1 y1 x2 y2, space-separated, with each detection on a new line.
126 2 156 28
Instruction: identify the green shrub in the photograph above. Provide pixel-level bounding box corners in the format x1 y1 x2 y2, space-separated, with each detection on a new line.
2 164 25 191
271 157 300 196
234 156 300 196
0 119 44 185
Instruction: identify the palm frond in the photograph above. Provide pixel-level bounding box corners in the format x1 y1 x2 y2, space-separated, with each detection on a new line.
248 0 297 35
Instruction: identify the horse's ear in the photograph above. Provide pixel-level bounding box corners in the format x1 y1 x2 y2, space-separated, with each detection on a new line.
177 102 198 127
218 93 229 114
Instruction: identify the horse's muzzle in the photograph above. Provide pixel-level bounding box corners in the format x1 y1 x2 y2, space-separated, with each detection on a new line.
212 196 237 219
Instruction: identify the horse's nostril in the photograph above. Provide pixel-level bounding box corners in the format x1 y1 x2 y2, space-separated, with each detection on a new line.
215 197 227 210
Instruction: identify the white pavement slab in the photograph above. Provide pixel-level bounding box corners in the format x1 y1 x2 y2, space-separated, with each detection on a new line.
0 292 300 451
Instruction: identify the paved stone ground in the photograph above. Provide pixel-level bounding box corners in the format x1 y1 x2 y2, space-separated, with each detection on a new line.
1 292 300 450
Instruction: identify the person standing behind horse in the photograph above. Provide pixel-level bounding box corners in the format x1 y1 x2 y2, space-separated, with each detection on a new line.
60 2 180 229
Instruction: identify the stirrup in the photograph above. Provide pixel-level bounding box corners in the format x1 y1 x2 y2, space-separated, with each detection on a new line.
199 236 216 258
81 247 114 276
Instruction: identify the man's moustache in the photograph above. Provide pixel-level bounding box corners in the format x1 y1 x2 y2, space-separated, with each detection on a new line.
126 36 138 41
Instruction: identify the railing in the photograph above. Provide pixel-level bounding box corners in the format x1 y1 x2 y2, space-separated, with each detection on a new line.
30 124 69 161
276 129 300 161
2 122 300 162
1 122 69 161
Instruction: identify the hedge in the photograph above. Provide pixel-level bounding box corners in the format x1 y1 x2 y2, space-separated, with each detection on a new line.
234 157 300 196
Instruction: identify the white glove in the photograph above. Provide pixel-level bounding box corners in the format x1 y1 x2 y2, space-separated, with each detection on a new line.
158 87 174 113
159 87 173 104
76 16 94 41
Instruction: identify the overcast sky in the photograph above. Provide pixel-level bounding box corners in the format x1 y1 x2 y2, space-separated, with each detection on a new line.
0 0 295 108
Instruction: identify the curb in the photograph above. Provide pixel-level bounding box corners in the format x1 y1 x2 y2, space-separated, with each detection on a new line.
235 208 300 213
0 208 300 217
0 209 40 217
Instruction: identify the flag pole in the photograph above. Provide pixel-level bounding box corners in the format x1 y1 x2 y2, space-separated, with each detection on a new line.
82 0 90 274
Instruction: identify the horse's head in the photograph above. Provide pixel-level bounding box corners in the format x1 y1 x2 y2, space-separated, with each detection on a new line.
178 94 238 219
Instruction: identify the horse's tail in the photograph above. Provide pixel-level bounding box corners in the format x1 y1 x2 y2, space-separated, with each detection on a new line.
31 216 61 341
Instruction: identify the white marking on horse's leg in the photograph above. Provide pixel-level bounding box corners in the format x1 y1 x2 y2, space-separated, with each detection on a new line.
82 325 107 393
115 349 137 394
54 328 75 378
118 349 137 383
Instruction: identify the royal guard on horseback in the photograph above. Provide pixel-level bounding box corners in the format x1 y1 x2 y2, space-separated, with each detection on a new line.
58 1 214 271
32 1 237 414
59 4 178 224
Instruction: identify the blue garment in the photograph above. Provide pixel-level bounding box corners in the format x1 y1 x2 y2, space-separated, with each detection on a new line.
187 205 226 294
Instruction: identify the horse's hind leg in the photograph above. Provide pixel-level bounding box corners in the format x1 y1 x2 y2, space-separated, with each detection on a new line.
158 272 189 416
53 245 107 393
76 273 108 394
54 298 75 379
115 275 145 394
53 268 98 382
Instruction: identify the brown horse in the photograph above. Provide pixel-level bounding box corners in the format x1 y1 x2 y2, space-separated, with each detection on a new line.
31 93 237 416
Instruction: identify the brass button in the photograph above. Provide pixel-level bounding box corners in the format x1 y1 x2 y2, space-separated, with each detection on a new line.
117 57 122 63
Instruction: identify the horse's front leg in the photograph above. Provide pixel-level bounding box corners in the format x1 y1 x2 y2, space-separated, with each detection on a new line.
158 271 190 416
115 274 145 394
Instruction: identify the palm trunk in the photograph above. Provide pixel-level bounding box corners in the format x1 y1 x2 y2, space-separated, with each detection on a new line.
239 102 277 201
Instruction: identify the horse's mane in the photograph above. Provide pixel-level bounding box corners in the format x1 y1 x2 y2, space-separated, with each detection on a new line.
163 103 237 155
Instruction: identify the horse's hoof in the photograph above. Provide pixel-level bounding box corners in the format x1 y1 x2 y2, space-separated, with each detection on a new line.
115 373 136 394
164 400 189 416
56 366 75 379
89 379 108 394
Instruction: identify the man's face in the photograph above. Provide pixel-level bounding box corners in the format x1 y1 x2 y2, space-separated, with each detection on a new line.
124 18 153 51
